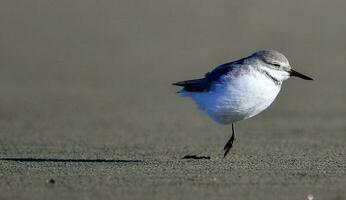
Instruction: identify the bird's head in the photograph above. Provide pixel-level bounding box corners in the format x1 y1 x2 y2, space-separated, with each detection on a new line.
252 50 313 82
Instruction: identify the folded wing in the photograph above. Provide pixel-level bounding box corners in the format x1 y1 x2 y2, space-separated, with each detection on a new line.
173 57 246 92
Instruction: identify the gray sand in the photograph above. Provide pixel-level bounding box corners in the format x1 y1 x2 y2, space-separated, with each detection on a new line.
0 0 345 199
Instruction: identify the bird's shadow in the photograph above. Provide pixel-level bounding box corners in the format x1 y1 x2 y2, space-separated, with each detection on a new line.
0 157 142 163
182 155 211 160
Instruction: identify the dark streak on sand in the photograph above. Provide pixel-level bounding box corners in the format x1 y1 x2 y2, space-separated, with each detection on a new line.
182 155 211 160
0 157 142 163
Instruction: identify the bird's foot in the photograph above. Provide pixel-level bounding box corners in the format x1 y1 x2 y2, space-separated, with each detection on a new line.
223 136 235 158
223 145 232 158
182 155 211 160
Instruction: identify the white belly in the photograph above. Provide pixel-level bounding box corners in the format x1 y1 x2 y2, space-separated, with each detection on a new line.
184 72 281 124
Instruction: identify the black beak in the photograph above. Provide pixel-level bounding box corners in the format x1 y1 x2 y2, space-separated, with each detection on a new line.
289 69 313 80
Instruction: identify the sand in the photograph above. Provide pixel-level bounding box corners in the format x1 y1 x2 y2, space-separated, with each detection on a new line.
0 0 345 199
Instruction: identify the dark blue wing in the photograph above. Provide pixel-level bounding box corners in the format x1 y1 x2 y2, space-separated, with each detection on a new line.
172 57 246 92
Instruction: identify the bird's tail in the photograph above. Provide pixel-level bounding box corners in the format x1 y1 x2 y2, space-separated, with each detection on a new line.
172 78 207 92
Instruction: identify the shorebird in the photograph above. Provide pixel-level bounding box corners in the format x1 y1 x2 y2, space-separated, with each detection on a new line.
173 50 313 158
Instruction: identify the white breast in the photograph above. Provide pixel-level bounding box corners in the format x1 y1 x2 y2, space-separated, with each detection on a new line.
183 71 281 124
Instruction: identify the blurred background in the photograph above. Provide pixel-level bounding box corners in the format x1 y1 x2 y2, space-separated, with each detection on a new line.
0 0 345 199
0 0 345 153
1 0 345 151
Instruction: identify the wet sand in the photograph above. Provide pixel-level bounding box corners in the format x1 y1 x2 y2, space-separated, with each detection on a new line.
0 0 345 199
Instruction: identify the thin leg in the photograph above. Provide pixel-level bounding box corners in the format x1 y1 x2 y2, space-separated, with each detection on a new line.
223 123 235 158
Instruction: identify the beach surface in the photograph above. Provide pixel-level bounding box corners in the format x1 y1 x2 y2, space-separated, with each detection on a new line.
0 0 345 199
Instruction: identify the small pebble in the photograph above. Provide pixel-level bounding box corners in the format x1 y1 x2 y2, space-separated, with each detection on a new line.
47 178 55 184
307 194 314 200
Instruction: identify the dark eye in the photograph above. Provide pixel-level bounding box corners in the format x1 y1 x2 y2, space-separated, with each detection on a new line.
273 63 280 67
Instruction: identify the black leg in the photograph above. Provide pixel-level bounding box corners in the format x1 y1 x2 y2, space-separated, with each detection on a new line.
223 123 235 158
